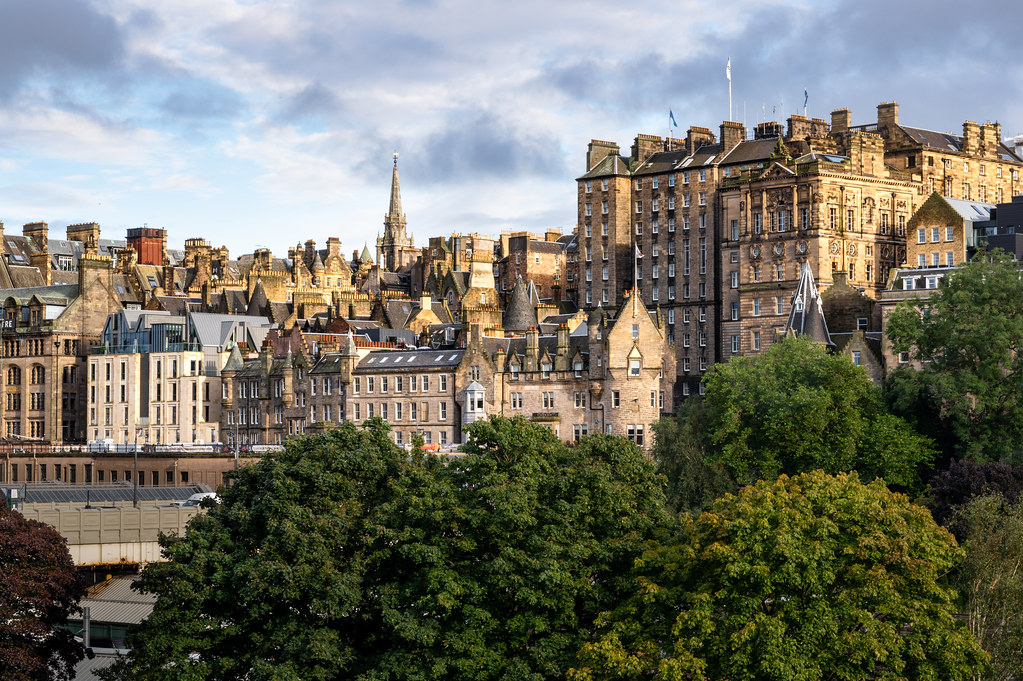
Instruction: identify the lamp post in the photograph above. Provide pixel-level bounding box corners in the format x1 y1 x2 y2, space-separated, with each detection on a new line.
133 417 149 507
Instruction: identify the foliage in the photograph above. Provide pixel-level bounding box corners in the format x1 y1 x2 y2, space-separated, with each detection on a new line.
886 249 1023 462
651 399 736 515
702 335 934 490
572 471 988 681
102 416 670 680
922 459 1023 526
953 495 1023 681
0 505 85 681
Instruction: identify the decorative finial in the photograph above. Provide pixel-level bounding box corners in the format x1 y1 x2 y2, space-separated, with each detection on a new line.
393 151 399 166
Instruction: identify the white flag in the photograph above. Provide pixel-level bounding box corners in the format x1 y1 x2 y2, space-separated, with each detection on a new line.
635 245 643 259
726 57 731 82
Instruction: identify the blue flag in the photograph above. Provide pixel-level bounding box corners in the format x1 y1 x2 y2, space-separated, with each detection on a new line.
669 110 678 127
803 88 808 108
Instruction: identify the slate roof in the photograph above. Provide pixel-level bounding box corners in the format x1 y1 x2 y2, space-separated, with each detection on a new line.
717 137 789 166
632 149 689 175
503 276 536 332
785 262 833 346
578 153 632 180
354 348 465 372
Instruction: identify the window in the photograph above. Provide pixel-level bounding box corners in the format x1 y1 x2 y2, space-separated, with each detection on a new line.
945 252 954 266
931 227 939 243
731 335 739 353
632 324 639 339
730 301 739 320
917 228 926 244
852 351 862 366
857 317 868 331
945 226 954 242
612 391 620 408
730 219 739 240
751 330 761 351
730 271 738 288
753 298 761 316
754 213 762 234
630 359 641 376
776 297 784 315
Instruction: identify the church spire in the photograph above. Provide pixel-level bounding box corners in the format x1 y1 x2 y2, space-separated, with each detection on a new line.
387 152 403 220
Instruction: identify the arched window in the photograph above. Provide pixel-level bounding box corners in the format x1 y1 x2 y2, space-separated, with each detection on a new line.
7 366 21 386
30 365 44 384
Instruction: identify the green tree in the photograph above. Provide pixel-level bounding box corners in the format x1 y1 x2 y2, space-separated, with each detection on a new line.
702 335 934 490
0 505 86 681
651 399 736 515
953 495 1023 681
572 471 988 681
886 249 1023 462
103 416 669 680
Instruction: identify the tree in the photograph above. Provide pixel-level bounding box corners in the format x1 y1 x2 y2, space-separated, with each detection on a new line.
103 416 670 680
953 495 1023 681
886 249 1023 462
651 399 736 515
572 471 988 681
923 459 1023 526
702 335 934 490
0 505 85 681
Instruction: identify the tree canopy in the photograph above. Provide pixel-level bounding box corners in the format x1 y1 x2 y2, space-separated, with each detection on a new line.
923 459 1023 526
953 495 1023 681
886 249 1023 462
0 505 85 681
572 471 988 681
102 416 670 681
701 335 934 489
650 398 736 515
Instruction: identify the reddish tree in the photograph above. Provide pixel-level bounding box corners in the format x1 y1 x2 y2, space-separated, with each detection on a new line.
0 505 85 681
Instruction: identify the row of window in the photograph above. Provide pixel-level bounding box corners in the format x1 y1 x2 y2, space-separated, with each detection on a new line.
352 374 448 395
353 401 448 422
917 226 955 244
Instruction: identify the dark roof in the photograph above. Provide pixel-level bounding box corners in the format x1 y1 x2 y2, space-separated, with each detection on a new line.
578 154 631 180
503 276 536 332
632 149 689 175
785 262 833 346
355 348 464 372
717 137 785 166
529 240 566 255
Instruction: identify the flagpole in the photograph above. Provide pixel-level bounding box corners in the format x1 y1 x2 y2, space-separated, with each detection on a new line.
727 57 732 121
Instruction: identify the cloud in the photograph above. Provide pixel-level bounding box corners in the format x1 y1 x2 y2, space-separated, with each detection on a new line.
0 0 125 94
411 111 566 181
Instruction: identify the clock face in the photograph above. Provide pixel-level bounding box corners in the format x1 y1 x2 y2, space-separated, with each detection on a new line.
830 242 839 254
798 242 807 253
847 243 857 256
775 244 784 255
752 246 760 257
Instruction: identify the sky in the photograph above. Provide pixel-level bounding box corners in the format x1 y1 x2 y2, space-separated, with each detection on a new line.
0 0 1021 259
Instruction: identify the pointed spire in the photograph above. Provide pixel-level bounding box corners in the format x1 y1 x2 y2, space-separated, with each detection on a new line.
387 152 403 219
504 275 537 333
360 243 374 264
223 343 245 373
784 261 833 346
311 251 324 271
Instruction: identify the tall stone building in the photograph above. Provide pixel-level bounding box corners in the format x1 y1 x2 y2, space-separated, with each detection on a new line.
574 102 1023 401
376 154 420 272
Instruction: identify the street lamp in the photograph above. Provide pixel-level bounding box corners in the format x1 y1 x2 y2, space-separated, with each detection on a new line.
133 417 149 507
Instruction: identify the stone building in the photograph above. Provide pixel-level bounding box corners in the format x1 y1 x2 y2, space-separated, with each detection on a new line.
87 309 274 446
495 230 569 301
574 102 1023 402
1 254 122 444
905 193 994 268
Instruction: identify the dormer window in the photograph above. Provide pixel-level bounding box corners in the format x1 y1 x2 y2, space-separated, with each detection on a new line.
541 361 551 379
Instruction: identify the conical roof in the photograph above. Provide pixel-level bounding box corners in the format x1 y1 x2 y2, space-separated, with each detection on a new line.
360 244 374 264
503 276 537 332
222 343 245 373
785 261 833 346
311 251 325 271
